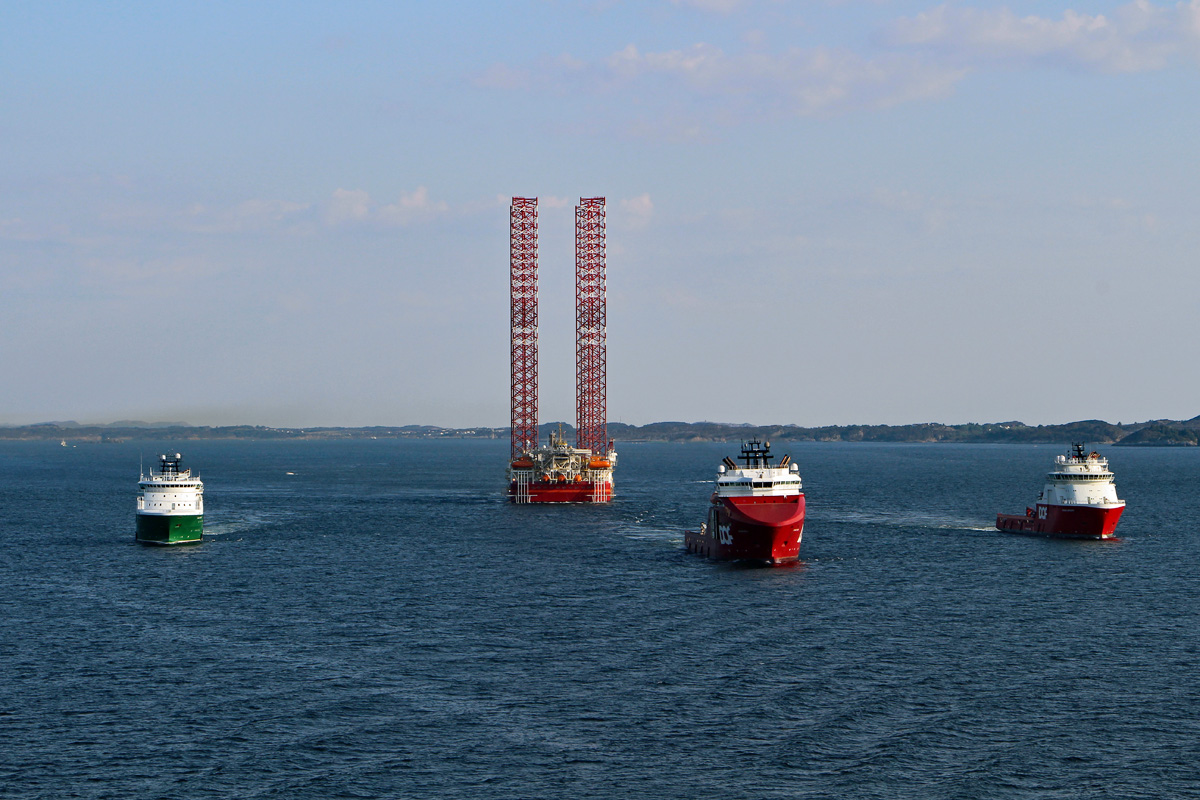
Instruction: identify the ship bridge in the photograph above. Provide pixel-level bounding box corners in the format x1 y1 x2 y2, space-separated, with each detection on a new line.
716 439 802 498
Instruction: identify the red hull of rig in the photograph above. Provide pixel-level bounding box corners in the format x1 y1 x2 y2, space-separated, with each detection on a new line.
996 504 1124 539
507 197 616 504
508 480 613 504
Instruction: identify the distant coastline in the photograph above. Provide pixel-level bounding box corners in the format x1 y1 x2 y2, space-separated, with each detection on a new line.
4 417 1200 446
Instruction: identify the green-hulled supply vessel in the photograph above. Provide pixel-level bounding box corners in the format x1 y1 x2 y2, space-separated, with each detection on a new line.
136 453 203 545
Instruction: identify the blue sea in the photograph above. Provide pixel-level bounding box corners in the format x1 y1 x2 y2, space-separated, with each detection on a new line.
2 439 1199 799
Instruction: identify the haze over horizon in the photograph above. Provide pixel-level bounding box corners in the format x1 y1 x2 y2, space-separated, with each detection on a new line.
4 2 1198 429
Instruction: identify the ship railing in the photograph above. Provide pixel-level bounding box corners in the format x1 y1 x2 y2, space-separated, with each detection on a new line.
512 470 532 504
1062 458 1107 467
582 469 612 503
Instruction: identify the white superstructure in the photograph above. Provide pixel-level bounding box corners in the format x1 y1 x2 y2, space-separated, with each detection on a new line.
137 453 204 517
716 457 802 498
1039 444 1124 509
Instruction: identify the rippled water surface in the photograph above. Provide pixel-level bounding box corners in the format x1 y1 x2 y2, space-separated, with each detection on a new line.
2 440 1199 798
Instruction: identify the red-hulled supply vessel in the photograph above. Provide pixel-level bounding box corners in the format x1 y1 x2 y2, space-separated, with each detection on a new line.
508 427 617 504
996 443 1125 539
685 440 805 564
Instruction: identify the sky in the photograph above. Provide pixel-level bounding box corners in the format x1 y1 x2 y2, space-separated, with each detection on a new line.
2 0 1198 428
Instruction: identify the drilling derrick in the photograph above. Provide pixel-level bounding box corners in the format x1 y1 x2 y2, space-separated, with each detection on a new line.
575 197 608 458
510 197 539 461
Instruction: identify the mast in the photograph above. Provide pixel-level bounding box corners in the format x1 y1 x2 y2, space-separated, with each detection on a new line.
575 197 607 457
510 197 539 461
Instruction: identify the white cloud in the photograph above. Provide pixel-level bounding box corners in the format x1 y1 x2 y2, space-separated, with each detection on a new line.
78 255 222 295
475 37 965 129
619 193 655 227
3 195 314 241
1073 194 1134 211
326 187 448 227
669 0 751 14
187 198 313 233
327 188 372 224
473 62 533 91
884 1 1200 73
871 187 926 213
377 187 450 225
0 217 65 242
233 198 310 222
870 187 948 233
601 42 964 118
472 1 1200 138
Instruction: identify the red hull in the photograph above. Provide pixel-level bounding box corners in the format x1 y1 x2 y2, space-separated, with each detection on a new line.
686 494 805 564
509 480 612 503
996 503 1124 539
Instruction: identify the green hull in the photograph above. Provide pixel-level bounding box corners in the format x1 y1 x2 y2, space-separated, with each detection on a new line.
136 513 203 545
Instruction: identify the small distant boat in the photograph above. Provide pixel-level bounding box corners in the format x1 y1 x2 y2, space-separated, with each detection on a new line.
60 440 66 447
136 453 204 545
996 443 1125 539
685 439 805 564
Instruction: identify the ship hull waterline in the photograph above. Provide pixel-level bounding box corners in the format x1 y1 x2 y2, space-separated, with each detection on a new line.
686 495 805 565
996 503 1124 540
136 513 203 545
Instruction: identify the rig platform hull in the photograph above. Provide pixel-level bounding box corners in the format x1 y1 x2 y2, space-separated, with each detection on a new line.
508 480 613 504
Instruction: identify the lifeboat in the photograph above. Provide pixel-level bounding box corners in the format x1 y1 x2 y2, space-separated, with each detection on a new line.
588 457 611 469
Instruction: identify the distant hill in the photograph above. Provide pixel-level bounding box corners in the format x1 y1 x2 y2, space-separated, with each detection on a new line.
1113 424 1200 446
106 420 192 428
3 416 1198 445
607 418 1178 445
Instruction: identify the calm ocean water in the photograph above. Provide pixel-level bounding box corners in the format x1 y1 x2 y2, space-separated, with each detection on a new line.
2 439 1199 799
